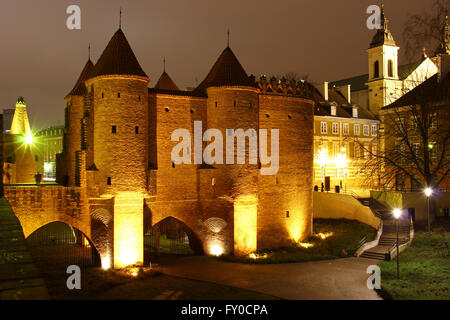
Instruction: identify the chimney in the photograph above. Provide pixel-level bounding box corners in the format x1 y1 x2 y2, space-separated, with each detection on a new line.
352 105 358 118
315 82 328 101
339 84 351 104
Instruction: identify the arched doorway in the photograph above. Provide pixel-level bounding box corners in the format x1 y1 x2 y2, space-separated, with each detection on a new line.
26 222 101 269
144 217 203 263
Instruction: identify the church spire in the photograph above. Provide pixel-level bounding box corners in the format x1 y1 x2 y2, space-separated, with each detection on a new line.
369 4 396 48
436 15 450 55
11 97 31 135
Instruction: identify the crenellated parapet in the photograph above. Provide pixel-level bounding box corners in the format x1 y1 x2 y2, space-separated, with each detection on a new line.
253 75 314 99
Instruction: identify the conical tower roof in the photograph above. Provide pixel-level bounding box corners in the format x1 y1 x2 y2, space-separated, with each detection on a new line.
11 97 31 135
195 46 254 94
89 28 147 79
66 59 94 98
154 71 180 91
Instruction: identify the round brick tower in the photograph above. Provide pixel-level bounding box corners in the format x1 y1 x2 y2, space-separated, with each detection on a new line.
65 59 94 186
195 46 260 255
85 28 149 196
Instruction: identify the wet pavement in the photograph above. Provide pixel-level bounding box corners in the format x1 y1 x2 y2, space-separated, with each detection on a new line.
156 255 383 300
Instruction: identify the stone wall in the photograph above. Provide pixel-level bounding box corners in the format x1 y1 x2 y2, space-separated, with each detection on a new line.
314 192 380 229
3 186 90 238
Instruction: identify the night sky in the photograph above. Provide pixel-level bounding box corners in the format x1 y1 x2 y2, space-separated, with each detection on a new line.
0 0 431 129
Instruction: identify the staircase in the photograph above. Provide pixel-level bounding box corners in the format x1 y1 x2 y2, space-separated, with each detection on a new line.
357 197 412 260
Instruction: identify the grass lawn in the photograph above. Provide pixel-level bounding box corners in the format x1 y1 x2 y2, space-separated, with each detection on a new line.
378 229 450 300
221 219 377 264
39 265 279 300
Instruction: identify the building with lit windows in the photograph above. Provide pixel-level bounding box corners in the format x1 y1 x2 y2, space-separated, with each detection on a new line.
34 125 64 181
311 83 380 196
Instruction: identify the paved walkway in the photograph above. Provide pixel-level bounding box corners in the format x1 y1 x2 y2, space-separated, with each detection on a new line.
156 256 382 300
0 198 49 300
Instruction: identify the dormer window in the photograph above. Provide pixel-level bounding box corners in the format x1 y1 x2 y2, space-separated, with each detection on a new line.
330 105 337 116
352 106 358 118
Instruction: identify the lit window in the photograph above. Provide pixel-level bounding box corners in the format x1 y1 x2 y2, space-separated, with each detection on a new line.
354 124 360 136
333 143 339 157
430 113 437 128
354 144 360 159
332 123 339 134
343 123 349 135
430 143 437 159
371 124 377 136
413 143 420 157
320 122 327 134
363 125 369 136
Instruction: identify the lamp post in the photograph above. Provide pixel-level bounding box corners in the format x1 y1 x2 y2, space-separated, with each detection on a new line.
424 187 433 233
393 208 402 279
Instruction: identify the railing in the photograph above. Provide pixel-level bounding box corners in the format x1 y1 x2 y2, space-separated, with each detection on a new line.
356 236 367 251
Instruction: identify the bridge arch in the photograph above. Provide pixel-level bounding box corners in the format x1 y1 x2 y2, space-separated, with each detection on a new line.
145 216 204 259
26 221 101 268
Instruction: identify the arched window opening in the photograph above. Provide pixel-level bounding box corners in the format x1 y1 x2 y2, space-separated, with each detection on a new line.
374 61 379 78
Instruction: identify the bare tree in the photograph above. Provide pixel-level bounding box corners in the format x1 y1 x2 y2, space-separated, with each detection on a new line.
403 0 450 61
354 65 450 224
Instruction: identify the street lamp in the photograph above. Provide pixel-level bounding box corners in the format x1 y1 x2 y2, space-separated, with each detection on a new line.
424 187 433 232
393 208 402 279
24 133 34 144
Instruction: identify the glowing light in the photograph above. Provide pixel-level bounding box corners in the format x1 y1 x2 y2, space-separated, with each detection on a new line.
210 244 224 256
101 255 112 270
114 193 144 268
24 133 34 144
428 144 434 149
334 153 348 169
424 188 433 197
248 252 269 260
298 242 314 248
234 195 257 256
393 209 402 219
316 232 333 240
44 162 53 172
316 148 328 167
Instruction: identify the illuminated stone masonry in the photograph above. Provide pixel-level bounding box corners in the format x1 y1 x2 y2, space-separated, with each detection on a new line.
18 28 316 269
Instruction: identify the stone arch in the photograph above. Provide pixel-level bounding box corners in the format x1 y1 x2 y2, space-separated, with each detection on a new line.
150 216 204 255
90 208 113 269
25 221 101 267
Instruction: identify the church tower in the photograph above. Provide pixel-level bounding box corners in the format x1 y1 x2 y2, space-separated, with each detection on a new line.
366 5 402 115
10 97 31 135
